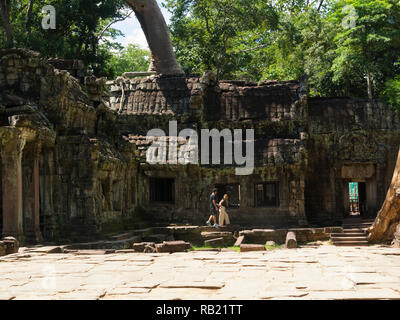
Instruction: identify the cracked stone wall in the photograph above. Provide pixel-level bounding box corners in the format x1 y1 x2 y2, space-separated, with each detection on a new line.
106 74 309 227
306 98 400 224
2 48 400 244
0 49 139 243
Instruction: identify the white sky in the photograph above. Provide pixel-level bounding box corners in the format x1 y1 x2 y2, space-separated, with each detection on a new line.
113 0 172 49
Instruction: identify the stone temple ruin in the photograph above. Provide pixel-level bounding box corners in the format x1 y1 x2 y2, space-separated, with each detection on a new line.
1 48 400 244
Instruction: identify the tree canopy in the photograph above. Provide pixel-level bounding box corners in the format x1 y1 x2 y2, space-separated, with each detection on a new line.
0 0 150 77
0 0 399 104
165 0 400 102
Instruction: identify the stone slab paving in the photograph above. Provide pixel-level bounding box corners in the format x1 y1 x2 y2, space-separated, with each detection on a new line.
0 245 400 300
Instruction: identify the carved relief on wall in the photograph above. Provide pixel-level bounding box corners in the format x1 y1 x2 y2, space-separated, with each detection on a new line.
330 131 387 163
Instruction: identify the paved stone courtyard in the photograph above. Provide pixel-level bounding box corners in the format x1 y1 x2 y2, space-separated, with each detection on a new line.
1 245 400 300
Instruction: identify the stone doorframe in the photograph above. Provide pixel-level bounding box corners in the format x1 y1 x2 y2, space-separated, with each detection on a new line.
340 163 377 218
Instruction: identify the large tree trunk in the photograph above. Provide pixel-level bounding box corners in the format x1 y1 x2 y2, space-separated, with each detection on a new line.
0 0 14 48
368 147 400 243
125 0 184 75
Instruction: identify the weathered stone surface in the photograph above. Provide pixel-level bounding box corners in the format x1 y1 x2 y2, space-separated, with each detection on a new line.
47 247 63 254
240 227 331 245
285 232 297 249
132 242 156 253
201 231 234 246
234 236 245 247
266 241 276 246
0 241 6 256
240 244 265 252
2 237 19 254
1 245 400 299
155 241 191 253
1 48 400 245
204 238 224 247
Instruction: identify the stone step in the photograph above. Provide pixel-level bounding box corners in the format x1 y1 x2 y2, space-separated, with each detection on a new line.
333 241 369 246
331 232 366 237
342 228 368 233
343 223 373 228
331 236 368 242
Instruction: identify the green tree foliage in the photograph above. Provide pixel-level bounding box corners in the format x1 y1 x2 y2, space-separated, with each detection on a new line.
1 0 399 104
166 0 400 102
107 44 150 77
331 0 400 99
383 75 400 109
164 0 279 80
0 0 129 76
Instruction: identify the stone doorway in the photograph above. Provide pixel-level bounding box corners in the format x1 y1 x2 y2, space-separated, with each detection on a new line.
348 182 366 217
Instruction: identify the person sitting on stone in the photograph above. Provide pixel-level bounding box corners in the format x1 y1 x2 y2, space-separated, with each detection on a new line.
218 194 230 227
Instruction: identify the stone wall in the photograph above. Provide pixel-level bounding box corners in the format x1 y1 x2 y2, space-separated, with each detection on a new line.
1 49 400 243
106 73 309 227
306 98 400 224
0 49 140 243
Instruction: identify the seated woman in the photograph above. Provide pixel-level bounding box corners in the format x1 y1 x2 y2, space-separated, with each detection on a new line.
218 194 231 226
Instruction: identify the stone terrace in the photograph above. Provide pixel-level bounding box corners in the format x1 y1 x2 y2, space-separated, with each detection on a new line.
0 245 399 300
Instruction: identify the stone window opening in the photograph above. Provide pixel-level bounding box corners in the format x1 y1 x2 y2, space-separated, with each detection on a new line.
215 183 240 209
255 182 279 207
149 178 175 203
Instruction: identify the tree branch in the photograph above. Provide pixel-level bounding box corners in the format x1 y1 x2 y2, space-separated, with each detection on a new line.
97 10 134 41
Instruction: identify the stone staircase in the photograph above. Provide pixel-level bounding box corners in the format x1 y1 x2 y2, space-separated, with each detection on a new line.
331 217 374 246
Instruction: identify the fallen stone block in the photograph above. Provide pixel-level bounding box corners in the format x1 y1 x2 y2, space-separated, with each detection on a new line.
193 248 221 252
2 237 19 254
115 249 136 253
324 226 343 234
204 238 224 247
132 242 156 252
239 229 287 244
47 246 63 254
0 241 6 256
234 235 245 247
285 232 297 249
201 231 234 246
155 241 191 253
143 244 157 253
240 244 265 252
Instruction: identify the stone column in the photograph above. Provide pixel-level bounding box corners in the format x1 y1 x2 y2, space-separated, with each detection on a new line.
0 128 26 241
34 144 42 241
28 143 43 242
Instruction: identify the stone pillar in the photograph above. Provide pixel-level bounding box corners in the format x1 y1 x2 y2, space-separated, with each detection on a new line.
24 143 42 243
33 143 42 242
0 128 26 241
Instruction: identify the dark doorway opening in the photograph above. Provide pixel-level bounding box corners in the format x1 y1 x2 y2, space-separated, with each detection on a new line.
348 182 366 216
215 184 240 209
150 178 175 203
